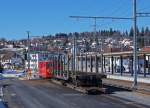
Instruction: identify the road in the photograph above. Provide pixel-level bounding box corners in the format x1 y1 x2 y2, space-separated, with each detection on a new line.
1 79 149 108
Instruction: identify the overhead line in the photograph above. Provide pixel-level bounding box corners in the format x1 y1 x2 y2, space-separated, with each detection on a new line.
70 16 133 20
136 13 150 17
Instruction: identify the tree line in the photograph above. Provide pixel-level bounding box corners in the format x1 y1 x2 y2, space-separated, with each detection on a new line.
42 27 150 40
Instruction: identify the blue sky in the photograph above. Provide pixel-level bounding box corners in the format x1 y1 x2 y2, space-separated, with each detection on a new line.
0 0 150 40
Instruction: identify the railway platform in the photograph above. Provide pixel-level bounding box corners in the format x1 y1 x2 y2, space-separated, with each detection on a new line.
103 75 150 95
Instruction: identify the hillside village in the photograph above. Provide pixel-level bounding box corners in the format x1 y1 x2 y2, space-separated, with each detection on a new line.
1 0 150 107
0 28 150 71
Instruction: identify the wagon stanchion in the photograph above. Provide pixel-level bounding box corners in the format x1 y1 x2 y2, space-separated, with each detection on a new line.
138 56 140 75
62 55 63 76
143 54 146 77
120 56 123 76
63 55 66 77
52 56 54 76
61 55 63 76
114 57 117 73
78 56 80 72
71 54 73 73
111 56 114 74
67 55 69 79
131 56 134 76
103 56 106 73
90 55 93 73
95 55 98 73
83 55 86 72
147 55 150 74
57 55 59 77
54 56 56 77
75 56 77 72
69 55 71 72
52 56 55 76
85 54 87 73
76 56 78 72
55 56 57 77
74 56 77 86
77 56 79 72
81 55 83 73
58 55 62 76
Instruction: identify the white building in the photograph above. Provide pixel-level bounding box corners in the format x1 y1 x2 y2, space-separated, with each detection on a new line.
25 53 39 76
25 52 50 77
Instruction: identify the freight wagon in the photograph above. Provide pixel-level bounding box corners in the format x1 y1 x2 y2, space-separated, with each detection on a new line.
38 54 107 94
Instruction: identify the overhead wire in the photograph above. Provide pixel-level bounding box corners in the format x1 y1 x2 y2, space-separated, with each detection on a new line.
136 0 150 29
137 0 150 12
96 0 132 32
72 0 133 34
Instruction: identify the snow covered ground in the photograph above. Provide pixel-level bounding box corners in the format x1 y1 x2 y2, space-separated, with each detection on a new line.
2 70 25 78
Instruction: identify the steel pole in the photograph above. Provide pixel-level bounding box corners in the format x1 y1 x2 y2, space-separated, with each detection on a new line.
73 36 76 72
133 0 138 88
27 31 30 78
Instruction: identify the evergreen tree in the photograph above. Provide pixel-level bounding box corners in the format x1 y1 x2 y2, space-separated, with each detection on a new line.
136 27 140 36
138 38 144 48
109 28 113 36
129 27 134 37
125 30 128 36
145 27 150 36
140 27 145 36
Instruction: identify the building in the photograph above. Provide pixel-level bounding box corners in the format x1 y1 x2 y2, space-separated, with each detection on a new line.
0 51 24 69
25 51 50 77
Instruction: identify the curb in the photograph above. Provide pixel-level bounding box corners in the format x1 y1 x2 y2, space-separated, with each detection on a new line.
103 83 150 95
